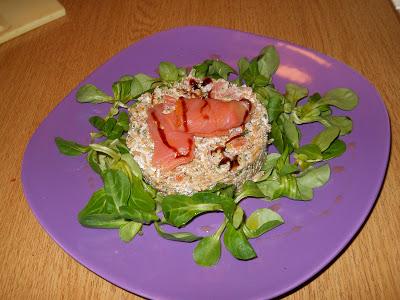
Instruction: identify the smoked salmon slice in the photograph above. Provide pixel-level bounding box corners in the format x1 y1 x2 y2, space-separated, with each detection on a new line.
147 97 251 170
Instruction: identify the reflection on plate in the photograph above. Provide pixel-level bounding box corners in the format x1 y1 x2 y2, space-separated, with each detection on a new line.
22 26 390 299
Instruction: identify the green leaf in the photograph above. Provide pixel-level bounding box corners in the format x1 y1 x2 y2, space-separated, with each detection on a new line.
242 59 259 86
237 57 250 78
117 111 129 131
79 214 128 228
193 192 235 222
87 150 103 174
119 221 142 242
209 60 236 80
76 84 113 104
159 62 179 81
78 189 126 228
161 193 222 227
243 208 284 239
266 94 284 122
134 73 156 91
257 46 279 83
311 126 340 151
281 115 300 149
235 180 265 203
280 175 302 199
193 235 221 267
119 176 158 224
112 80 132 103
55 137 89 156
232 206 244 229
120 153 142 180
261 153 281 178
294 144 323 162
319 88 359 110
107 124 124 140
103 118 117 136
256 179 282 200
89 116 105 131
279 163 299 175
285 83 308 106
154 222 201 242
224 222 256 260
320 116 353 135
297 164 330 189
103 169 131 209
270 121 285 153
193 60 212 78
322 139 346 160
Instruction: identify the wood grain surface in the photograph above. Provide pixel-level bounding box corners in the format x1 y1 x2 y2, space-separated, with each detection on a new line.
1 0 399 299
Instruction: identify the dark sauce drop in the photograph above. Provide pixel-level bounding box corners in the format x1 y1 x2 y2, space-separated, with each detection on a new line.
179 97 189 132
200 99 210 120
218 155 239 171
240 98 252 124
189 78 199 90
202 77 212 86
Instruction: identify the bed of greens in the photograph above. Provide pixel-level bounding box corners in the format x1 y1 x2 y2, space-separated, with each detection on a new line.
55 45 358 266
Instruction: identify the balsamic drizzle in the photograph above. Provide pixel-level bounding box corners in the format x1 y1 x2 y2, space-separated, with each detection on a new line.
178 97 189 132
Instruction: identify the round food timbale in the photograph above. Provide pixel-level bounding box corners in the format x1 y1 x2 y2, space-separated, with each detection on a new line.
126 76 270 195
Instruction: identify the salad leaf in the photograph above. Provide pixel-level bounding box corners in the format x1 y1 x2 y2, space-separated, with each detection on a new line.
55 137 89 156
161 194 221 227
193 235 221 267
154 222 201 242
257 45 279 83
322 139 346 160
78 189 126 228
103 169 131 210
243 208 284 239
193 220 226 266
311 126 340 152
319 88 358 110
76 84 113 104
285 83 308 107
159 62 179 81
89 116 105 131
223 222 256 260
119 221 142 242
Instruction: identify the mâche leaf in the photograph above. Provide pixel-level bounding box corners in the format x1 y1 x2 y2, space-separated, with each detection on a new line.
322 139 346 160
103 169 131 209
193 235 221 267
154 222 201 242
78 189 126 228
257 45 280 83
55 137 89 156
319 88 358 110
193 220 226 266
119 221 142 242
224 222 256 260
243 208 284 239
76 84 113 104
311 126 340 152
159 62 179 81
161 194 221 227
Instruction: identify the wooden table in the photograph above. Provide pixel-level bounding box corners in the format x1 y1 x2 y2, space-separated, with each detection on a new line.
1 0 399 298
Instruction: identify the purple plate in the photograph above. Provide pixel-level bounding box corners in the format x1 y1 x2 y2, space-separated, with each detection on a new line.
22 26 390 299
